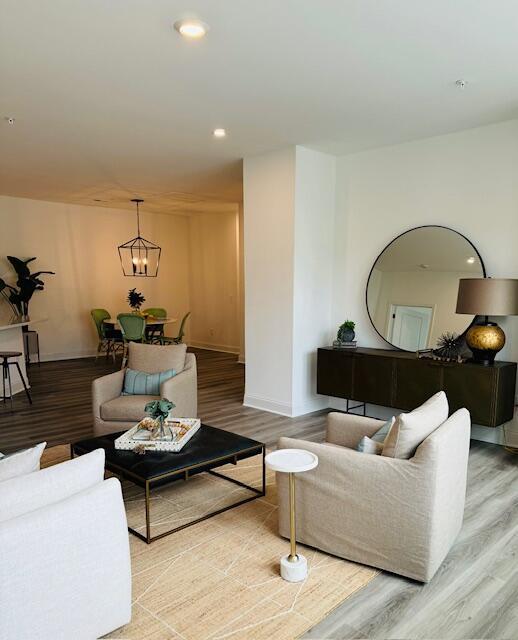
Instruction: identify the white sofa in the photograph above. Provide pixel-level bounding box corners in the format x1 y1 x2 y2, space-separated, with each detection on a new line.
277 408 471 582
0 449 131 639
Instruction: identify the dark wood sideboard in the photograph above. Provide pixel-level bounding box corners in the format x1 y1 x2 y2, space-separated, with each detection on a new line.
317 347 517 427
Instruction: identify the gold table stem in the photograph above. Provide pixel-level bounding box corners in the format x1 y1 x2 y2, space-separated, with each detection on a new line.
288 471 298 562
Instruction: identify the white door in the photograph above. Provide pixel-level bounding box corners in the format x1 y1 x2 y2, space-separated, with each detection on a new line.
389 305 433 351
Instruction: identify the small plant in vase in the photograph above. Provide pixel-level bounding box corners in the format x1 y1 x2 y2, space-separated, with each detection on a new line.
127 288 145 314
337 320 355 343
144 398 175 440
333 320 357 349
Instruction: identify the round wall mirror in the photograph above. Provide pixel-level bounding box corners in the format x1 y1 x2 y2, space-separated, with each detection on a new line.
366 226 486 351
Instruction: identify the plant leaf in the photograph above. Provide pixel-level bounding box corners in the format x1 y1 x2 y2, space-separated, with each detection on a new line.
7 256 32 278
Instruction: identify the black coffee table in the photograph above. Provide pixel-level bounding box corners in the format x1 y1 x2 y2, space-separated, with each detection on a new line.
72 424 265 544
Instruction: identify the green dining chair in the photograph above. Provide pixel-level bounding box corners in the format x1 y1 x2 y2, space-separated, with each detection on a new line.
117 313 147 367
143 307 167 344
161 311 191 345
91 308 123 362
143 307 167 318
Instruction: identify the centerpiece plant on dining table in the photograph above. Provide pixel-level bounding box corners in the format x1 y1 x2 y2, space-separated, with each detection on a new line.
127 288 145 314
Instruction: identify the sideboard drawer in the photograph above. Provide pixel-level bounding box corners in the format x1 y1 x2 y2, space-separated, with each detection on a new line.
443 366 493 425
317 349 353 398
394 359 443 410
352 354 393 406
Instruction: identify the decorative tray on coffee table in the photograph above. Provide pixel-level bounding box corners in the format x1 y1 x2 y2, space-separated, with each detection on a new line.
114 417 201 453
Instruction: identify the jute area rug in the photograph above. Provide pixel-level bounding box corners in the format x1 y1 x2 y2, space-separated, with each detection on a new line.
43 445 378 640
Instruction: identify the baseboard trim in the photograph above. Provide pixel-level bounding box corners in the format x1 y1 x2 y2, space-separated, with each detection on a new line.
188 341 240 355
471 424 505 445
243 394 328 417
40 351 97 362
39 343 242 361
291 397 329 417
243 394 293 417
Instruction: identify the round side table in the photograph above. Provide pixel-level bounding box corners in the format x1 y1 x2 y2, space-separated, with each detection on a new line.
265 448 318 582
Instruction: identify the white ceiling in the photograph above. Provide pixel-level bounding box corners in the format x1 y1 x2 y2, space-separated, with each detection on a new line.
1 0 518 213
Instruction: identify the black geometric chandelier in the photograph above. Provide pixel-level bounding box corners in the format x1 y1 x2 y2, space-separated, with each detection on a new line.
118 199 161 277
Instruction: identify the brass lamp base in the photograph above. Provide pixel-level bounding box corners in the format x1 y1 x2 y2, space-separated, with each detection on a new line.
466 322 505 366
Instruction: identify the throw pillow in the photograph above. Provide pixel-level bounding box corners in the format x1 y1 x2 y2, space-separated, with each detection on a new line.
356 436 384 455
123 368 176 396
382 391 449 459
0 442 46 483
356 416 395 454
0 449 105 524
371 416 395 442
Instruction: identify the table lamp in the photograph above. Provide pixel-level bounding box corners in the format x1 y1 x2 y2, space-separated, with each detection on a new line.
456 278 518 365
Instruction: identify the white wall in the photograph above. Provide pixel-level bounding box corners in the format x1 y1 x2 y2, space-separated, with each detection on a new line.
237 202 245 363
244 147 296 414
188 209 241 353
333 119 518 351
243 146 335 416
0 195 240 361
292 147 336 414
243 120 518 445
0 196 248 360
332 118 518 443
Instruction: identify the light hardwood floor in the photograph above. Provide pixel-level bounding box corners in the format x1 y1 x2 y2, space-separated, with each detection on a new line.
2 349 517 639
307 438 518 640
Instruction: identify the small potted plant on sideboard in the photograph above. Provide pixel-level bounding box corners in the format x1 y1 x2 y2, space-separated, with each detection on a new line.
333 320 357 349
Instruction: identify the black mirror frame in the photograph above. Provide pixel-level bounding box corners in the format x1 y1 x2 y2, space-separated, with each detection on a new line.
365 225 487 351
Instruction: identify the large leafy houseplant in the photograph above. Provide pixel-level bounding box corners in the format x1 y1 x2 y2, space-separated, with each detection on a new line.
0 256 55 318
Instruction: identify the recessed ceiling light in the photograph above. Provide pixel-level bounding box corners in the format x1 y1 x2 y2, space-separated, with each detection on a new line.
174 19 209 39
467 256 476 264
213 128 226 138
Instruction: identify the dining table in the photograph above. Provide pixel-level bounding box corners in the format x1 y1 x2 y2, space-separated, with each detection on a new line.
103 316 177 329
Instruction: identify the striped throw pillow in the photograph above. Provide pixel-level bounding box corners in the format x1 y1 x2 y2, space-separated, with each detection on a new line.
122 368 176 396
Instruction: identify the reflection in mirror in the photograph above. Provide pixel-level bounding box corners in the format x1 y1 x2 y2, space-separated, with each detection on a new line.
366 226 485 351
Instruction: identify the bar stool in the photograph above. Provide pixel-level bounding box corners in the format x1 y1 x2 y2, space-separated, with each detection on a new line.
0 351 33 412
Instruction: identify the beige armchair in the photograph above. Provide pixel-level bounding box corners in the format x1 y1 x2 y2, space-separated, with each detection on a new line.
92 342 197 436
277 409 470 582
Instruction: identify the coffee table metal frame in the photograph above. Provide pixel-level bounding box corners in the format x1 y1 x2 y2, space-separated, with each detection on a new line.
72 442 266 544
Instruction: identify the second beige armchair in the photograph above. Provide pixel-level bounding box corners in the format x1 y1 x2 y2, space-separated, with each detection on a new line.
277 408 470 583
92 342 197 436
